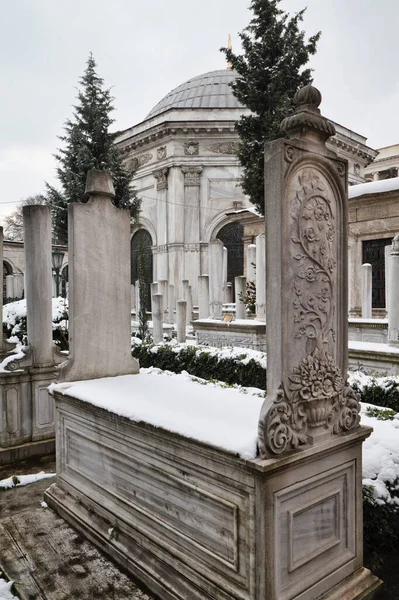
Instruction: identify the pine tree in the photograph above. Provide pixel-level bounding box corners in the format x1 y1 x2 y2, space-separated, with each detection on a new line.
221 0 320 214
47 53 140 243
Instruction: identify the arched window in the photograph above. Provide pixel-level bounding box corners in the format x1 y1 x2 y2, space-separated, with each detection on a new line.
3 261 12 303
217 222 244 295
131 229 153 311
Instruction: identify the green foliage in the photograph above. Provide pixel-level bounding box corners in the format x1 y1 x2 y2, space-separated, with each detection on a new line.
47 53 140 243
132 344 266 390
352 377 399 412
220 0 320 214
363 482 399 571
365 406 396 421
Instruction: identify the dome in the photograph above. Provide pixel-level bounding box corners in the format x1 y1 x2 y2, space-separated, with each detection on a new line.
146 69 244 119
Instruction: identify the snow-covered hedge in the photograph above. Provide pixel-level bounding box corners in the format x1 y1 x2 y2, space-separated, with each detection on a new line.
2 298 69 349
132 341 266 390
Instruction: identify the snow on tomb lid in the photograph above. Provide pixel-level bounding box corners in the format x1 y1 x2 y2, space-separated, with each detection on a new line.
50 370 264 460
145 69 244 120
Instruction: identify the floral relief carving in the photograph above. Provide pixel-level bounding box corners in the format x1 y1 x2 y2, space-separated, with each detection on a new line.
261 168 360 457
290 169 336 349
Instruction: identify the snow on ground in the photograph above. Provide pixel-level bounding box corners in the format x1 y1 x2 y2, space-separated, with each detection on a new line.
0 471 56 490
0 578 15 600
50 369 264 460
360 403 399 505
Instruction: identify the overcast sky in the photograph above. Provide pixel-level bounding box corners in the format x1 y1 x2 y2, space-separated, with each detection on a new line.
1 0 398 224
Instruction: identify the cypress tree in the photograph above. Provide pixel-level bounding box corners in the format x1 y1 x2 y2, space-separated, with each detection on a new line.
47 53 140 242
221 0 320 214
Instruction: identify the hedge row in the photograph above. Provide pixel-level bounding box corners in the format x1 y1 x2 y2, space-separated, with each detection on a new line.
132 343 266 390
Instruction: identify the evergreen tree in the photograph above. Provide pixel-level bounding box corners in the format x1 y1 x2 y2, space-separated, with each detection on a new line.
48 53 140 242
221 0 320 214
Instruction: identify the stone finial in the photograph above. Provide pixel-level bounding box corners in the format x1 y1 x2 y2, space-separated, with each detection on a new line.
280 84 336 142
85 169 115 198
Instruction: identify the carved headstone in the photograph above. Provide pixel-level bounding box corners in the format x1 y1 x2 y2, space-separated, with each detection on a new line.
60 169 139 381
258 85 360 457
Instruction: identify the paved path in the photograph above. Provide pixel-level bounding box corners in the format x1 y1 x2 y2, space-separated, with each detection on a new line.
0 458 153 600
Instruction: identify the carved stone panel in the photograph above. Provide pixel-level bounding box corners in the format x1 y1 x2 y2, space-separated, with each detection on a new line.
129 153 153 171
157 146 167 160
184 141 199 156
260 140 360 457
206 142 238 155
6 387 19 434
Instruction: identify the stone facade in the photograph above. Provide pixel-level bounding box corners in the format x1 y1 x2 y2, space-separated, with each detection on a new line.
348 181 399 315
116 69 376 305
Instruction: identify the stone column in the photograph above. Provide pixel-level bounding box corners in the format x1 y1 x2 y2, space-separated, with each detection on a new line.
152 293 163 344
150 282 159 316
5 275 14 300
168 284 175 323
208 239 224 320
222 247 228 302
130 284 136 313
348 237 356 316
226 282 233 304
235 276 247 320
60 170 139 381
13 273 24 299
158 279 169 321
176 301 187 343
361 263 372 319
182 166 202 306
388 235 399 344
23 206 54 367
135 279 140 317
247 244 256 283
198 275 209 319
154 168 169 281
385 242 392 314
182 280 192 324
256 233 266 321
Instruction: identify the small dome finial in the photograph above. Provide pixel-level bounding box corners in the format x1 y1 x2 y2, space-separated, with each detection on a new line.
280 84 335 142
227 34 232 71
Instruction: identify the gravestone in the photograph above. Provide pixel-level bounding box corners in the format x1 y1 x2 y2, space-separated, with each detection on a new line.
246 243 256 283
256 233 266 321
208 240 224 319
176 300 186 343
234 276 246 320
152 293 163 344
361 263 372 319
198 275 209 319
60 170 139 381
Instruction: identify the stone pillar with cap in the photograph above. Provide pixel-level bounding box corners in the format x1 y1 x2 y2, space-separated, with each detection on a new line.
256 84 380 599
60 169 139 381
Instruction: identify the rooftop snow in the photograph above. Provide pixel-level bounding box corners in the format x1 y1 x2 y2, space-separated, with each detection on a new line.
349 177 399 199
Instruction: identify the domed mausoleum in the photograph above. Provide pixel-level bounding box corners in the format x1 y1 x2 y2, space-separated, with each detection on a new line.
116 68 377 308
